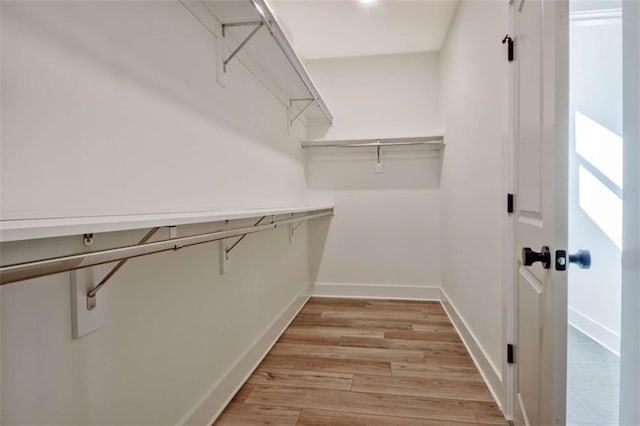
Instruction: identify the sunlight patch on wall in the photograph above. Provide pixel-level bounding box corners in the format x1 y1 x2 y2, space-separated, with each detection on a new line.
578 165 622 249
575 111 623 187
575 111 623 249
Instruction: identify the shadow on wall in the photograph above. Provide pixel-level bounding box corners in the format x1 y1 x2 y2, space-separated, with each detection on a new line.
305 147 443 190
308 216 332 285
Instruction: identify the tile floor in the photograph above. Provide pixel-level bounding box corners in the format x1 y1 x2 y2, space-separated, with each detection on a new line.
566 325 620 426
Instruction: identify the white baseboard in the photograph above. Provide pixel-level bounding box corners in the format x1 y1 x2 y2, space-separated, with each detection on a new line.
568 307 620 355
440 288 505 411
312 282 442 300
180 285 312 425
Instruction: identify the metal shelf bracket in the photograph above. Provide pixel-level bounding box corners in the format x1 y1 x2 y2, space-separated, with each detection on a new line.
289 220 304 243
86 227 160 310
222 21 264 72
289 98 315 127
224 216 266 256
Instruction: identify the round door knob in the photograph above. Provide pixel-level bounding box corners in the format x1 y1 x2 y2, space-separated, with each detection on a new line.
569 250 591 269
522 246 551 269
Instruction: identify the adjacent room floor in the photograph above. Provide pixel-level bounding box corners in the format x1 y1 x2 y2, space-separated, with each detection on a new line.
215 297 508 425
566 325 620 426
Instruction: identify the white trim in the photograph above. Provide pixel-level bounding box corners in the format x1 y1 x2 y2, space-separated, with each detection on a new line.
440 288 505 412
179 285 311 425
570 8 622 22
517 393 532 426
312 282 442 301
568 308 621 356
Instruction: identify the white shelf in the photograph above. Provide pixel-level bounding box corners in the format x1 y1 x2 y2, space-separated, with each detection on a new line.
183 0 332 127
0 204 335 243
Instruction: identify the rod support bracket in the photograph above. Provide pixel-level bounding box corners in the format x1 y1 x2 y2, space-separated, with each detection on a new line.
84 227 160 311
83 233 94 246
87 294 97 311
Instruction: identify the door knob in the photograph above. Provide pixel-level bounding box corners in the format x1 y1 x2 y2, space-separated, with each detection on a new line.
555 250 591 271
522 246 551 269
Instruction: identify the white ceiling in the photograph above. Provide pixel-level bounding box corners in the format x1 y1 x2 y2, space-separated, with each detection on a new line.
267 0 458 60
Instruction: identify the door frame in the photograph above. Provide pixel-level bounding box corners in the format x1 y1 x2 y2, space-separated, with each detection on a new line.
620 0 640 423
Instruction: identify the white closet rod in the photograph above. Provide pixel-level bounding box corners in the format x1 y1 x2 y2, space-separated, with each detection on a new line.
0 208 333 286
301 136 444 149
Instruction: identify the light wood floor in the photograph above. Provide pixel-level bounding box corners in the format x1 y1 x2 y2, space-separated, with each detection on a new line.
214 297 508 425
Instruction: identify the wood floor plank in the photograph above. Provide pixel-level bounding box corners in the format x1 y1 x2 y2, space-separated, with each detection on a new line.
413 323 459 332
270 342 425 363
422 351 477 368
291 313 416 330
306 298 444 311
339 336 469 353
213 402 300 425
351 374 494 402
391 361 484 382
279 333 468 354
305 297 371 307
229 384 255 404
245 386 481 423
319 310 449 323
384 329 461 342
215 298 507 425
302 300 446 313
247 369 352 391
259 354 392 376
285 325 385 339
296 408 483 426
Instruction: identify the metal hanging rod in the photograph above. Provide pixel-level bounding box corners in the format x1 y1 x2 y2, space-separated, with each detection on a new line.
301 136 444 149
0 209 333 287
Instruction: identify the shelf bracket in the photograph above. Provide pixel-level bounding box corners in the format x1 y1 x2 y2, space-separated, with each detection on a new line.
222 21 264 72
220 216 269 274
289 99 315 126
86 226 161 310
288 220 304 243
225 216 267 255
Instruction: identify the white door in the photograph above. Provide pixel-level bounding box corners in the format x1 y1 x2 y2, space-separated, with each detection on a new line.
512 0 569 424
620 1 640 423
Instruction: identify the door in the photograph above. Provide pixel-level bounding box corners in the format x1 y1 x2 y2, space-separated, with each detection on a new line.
512 0 569 424
620 1 640 423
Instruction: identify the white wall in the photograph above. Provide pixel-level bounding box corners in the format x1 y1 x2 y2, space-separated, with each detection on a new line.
1 2 315 424
568 6 622 354
440 0 508 404
305 53 442 297
1 1 308 220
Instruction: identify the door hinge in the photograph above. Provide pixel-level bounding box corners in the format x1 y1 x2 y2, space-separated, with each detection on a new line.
507 193 514 214
502 35 514 62
507 343 515 364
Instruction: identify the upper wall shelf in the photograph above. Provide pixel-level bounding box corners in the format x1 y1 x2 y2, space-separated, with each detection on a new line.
183 0 333 128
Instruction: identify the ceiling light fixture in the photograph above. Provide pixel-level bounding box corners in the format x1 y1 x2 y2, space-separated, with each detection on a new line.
359 0 376 4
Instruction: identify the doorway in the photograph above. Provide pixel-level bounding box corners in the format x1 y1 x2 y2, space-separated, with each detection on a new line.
567 2 623 425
